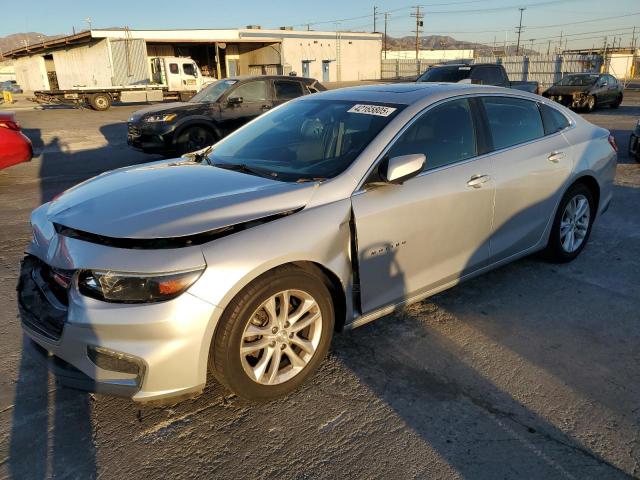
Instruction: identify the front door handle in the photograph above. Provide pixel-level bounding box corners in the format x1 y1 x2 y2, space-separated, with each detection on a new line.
466 174 490 188
548 151 565 163
261 104 272 110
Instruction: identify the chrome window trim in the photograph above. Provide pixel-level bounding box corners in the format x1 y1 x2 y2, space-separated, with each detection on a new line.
353 92 576 194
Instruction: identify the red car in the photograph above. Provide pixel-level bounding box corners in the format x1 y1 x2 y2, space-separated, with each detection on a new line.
0 112 32 169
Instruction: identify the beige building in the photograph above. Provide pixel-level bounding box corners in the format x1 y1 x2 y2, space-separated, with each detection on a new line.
5 27 382 91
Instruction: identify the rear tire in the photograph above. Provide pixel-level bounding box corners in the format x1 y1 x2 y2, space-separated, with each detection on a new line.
88 93 112 111
542 183 595 263
175 126 216 155
211 265 335 401
610 94 622 109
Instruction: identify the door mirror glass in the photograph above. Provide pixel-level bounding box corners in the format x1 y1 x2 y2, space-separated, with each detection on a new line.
228 96 243 105
382 154 425 184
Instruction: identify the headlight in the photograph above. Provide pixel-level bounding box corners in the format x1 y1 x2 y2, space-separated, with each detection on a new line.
78 268 204 303
144 113 177 123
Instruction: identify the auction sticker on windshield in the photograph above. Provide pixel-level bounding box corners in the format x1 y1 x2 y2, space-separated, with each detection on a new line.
348 104 397 117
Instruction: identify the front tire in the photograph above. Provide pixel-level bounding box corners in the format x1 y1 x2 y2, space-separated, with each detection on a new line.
610 94 622 109
543 183 595 263
175 126 216 155
211 265 335 401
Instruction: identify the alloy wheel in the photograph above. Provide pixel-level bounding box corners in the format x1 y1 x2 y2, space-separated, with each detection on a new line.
240 289 323 385
560 194 590 253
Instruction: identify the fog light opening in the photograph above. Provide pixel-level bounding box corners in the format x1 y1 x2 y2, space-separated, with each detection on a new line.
87 345 145 378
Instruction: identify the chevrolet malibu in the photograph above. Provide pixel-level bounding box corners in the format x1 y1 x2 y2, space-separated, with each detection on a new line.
18 84 617 402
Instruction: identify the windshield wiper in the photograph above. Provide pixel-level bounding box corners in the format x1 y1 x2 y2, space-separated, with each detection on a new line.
213 162 276 179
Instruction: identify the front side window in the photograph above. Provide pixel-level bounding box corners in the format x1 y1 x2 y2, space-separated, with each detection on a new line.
482 97 544 150
274 80 304 100
183 63 196 76
387 98 477 171
169 63 179 74
209 100 403 181
230 81 268 102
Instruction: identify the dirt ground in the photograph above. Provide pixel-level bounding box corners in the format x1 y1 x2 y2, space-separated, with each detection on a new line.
0 93 638 479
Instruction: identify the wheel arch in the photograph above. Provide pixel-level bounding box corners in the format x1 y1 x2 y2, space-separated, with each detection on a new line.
571 174 600 213
172 119 222 146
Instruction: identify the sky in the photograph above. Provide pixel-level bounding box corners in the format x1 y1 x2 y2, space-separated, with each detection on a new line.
1 0 638 51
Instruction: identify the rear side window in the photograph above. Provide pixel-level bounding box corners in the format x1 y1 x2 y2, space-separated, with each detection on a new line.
169 63 179 74
481 97 544 150
471 66 502 85
540 103 570 134
231 81 268 102
387 98 477 171
274 80 304 100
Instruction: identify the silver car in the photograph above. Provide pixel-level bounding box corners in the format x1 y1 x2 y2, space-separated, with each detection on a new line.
19 84 617 402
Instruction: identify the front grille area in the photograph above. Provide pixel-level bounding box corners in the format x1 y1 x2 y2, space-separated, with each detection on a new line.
127 123 141 137
18 255 71 341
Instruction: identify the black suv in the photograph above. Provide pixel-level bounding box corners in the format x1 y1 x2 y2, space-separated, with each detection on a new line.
127 75 325 154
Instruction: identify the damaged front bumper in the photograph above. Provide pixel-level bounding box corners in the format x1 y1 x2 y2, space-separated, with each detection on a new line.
17 207 225 402
545 92 591 109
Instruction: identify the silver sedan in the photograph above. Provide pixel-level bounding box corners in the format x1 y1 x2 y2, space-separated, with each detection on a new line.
19 83 617 401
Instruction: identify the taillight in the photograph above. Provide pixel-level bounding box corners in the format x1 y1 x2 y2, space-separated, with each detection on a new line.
0 120 20 131
608 134 618 152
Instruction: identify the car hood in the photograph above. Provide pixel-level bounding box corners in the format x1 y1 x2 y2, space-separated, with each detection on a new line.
128 102 201 122
545 85 592 96
46 160 317 239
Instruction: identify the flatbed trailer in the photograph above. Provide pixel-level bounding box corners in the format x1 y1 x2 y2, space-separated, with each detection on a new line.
32 86 194 111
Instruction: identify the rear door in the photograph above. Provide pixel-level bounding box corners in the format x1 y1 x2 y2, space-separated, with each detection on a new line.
480 96 572 262
352 98 495 313
272 79 306 106
218 79 272 134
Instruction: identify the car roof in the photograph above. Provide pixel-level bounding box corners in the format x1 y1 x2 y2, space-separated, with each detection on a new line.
226 75 318 83
307 82 528 105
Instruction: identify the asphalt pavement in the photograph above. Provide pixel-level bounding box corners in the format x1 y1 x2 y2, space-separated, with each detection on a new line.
0 94 638 479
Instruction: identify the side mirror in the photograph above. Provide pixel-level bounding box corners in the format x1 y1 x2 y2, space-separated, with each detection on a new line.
228 96 243 105
381 154 425 184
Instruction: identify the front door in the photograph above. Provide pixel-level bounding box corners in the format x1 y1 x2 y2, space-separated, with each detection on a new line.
352 98 495 313
218 80 272 135
322 61 330 82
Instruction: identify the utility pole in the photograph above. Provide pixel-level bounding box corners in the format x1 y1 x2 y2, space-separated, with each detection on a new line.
85 17 93 30
547 40 551 55
306 23 311 31
411 5 424 60
515 7 525 56
530 38 534 54
384 12 390 59
558 30 563 54
373 6 378 32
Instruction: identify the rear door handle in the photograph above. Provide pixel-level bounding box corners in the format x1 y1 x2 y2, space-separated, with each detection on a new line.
466 174 490 188
548 151 565 163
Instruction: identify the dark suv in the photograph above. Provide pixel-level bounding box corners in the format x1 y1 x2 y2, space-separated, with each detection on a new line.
127 75 325 154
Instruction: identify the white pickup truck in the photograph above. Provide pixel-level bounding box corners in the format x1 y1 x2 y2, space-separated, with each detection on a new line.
32 56 215 111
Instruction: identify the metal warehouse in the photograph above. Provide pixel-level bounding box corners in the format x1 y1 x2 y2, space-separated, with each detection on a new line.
5 27 382 91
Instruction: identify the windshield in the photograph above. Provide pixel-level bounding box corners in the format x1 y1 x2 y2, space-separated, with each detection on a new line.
189 79 238 103
208 99 404 182
557 74 598 86
419 66 471 83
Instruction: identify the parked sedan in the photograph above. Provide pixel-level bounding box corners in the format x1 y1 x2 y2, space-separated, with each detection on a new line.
19 84 616 402
127 75 325 155
0 112 32 170
543 73 623 112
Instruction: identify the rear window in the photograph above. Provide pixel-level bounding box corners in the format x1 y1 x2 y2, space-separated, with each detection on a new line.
540 103 570 135
471 66 504 85
274 80 304 100
482 97 544 150
419 66 471 83
169 63 179 74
